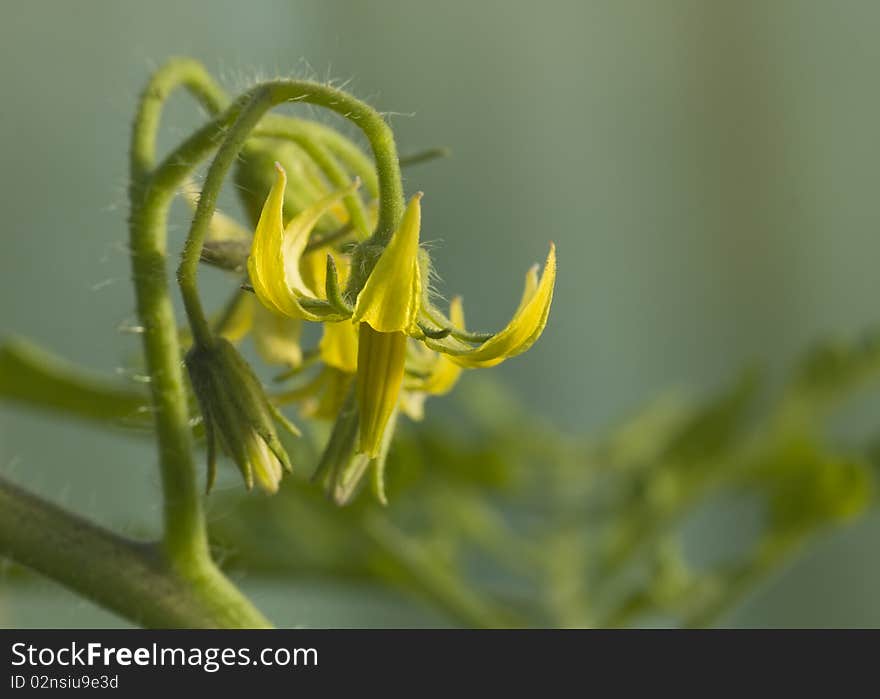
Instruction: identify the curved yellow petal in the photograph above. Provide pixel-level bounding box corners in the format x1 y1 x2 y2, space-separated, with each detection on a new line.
247 164 303 318
319 319 359 373
352 194 423 334
281 187 356 298
437 243 556 368
248 163 358 321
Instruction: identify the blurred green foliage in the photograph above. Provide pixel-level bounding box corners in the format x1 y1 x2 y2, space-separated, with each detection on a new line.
2 326 876 627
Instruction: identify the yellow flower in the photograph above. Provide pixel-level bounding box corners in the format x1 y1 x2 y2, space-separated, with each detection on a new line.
248 163 556 482
351 193 423 334
247 163 358 323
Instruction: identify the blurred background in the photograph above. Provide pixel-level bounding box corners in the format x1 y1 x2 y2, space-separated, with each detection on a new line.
1 0 879 626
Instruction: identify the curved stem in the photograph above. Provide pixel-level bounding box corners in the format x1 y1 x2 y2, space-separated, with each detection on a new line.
130 58 226 182
177 80 405 340
139 65 381 202
0 477 269 628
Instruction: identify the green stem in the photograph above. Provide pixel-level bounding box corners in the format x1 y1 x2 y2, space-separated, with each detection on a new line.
137 65 381 214
128 66 271 629
129 89 253 571
177 80 405 340
130 58 226 182
0 477 268 628
141 69 381 224
128 193 209 564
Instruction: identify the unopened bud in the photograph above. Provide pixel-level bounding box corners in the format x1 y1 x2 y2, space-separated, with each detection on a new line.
186 338 297 493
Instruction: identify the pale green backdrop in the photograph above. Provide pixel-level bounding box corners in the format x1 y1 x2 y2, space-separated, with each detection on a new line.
1 0 879 626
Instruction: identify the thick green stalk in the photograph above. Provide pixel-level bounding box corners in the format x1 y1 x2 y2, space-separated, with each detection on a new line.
127 65 271 626
128 195 209 561
0 477 268 628
129 82 252 569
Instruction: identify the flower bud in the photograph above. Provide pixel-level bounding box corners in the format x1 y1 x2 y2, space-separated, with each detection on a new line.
185 337 297 494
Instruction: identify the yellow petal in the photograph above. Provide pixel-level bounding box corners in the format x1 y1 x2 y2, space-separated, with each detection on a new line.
248 163 357 321
319 320 359 373
356 325 407 457
252 302 303 367
280 192 356 298
434 244 556 368
352 194 423 333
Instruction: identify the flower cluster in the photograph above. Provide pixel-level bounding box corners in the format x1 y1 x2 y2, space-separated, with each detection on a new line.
187 126 555 505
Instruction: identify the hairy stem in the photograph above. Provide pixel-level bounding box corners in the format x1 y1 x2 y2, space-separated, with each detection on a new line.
130 58 226 182
126 63 271 626
0 477 268 628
